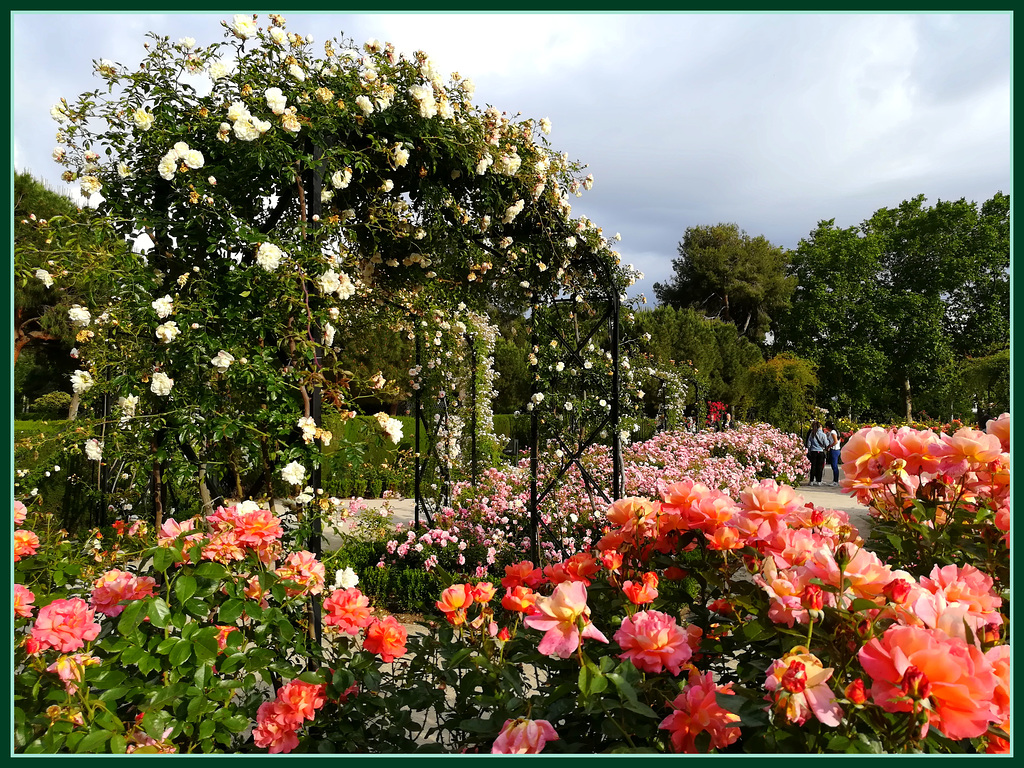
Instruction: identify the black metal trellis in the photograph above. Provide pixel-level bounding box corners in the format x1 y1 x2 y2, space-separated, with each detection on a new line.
525 258 625 564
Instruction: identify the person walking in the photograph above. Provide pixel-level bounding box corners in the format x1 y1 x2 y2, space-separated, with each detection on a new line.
824 420 841 486
805 419 829 486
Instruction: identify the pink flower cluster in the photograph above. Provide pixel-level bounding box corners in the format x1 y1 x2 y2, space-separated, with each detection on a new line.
158 503 285 565
658 668 741 753
253 679 327 754
90 568 157 617
840 418 1009 542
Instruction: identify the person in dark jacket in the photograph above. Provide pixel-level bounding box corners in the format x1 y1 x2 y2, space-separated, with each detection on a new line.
824 420 841 486
805 420 829 486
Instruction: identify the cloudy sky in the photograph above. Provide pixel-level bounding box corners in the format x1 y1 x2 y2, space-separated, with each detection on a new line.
11 11 1012 299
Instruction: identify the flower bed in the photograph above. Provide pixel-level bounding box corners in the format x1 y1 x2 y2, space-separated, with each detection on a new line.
13 418 1008 753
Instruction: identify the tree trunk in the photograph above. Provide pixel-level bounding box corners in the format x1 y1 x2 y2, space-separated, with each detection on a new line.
68 391 80 420
903 377 912 422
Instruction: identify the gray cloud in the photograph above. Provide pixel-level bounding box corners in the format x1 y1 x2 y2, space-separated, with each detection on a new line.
12 12 1010 299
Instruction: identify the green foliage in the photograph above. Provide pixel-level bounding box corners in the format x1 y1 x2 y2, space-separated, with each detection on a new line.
775 193 1009 422
745 353 818 433
653 223 795 343
30 391 73 420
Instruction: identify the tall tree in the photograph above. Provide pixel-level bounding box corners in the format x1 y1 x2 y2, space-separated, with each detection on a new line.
775 193 1009 421
653 223 795 343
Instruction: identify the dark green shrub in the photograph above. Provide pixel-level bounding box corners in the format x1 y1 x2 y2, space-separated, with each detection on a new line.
30 391 72 420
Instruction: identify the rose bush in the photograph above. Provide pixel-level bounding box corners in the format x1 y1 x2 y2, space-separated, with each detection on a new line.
14 414 1007 753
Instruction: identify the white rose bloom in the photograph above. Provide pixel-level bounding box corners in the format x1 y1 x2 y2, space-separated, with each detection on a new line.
373 412 404 444
173 141 190 157
355 95 374 116
80 176 102 197
323 322 336 347
540 117 552 134
281 111 301 133
255 242 284 271
555 361 564 372
380 179 394 193
209 58 235 81
475 154 493 175
85 438 103 462
265 87 287 115
68 304 91 327
393 144 410 167
52 146 67 162
179 36 196 49
35 269 54 288
318 269 342 295
150 371 174 396
331 168 352 189
118 394 139 422
502 199 525 224
281 461 306 486
133 108 154 131
288 64 306 81
227 101 250 123
231 14 258 39
531 392 544 404
334 567 359 589
336 271 356 300
158 152 178 180
253 117 272 135
155 321 180 344
269 26 287 46
182 149 204 169
152 295 174 318
211 350 235 370
70 370 94 394
117 162 132 178
232 119 261 141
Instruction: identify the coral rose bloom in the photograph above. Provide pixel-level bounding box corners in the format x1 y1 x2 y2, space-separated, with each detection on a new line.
765 648 843 726
985 412 1009 453
501 560 543 589
14 529 40 561
888 427 945 475
605 497 660 535
14 499 28 526
938 427 1003 478
323 587 373 635
252 701 300 754
31 598 101 653
840 427 891 480
858 625 999 740
363 615 408 662
14 583 36 618
613 610 692 675
491 718 559 754
659 668 741 753
524 581 608 659
274 550 325 596
738 479 805 534
276 680 327 727
501 586 539 615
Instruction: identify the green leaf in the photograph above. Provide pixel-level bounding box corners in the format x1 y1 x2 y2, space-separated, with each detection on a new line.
458 717 497 734
193 627 220 662
579 660 608 696
148 597 171 629
142 709 174 741
175 575 198 604
117 599 147 636
194 562 226 581
169 638 193 666
75 729 112 753
152 547 173 572
218 598 245 624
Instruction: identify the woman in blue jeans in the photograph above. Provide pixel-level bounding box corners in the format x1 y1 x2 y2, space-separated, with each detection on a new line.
824 420 841 486
805 420 829 486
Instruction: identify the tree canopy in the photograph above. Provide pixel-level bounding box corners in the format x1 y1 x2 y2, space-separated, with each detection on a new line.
773 193 1009 422
653 222 795 344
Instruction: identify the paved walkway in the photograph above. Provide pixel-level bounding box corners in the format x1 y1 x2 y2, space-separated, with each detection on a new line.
321 477 873 550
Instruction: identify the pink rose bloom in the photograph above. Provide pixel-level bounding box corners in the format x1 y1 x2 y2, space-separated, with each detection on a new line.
276 680 326 728
14 529 40 561
806 543 896 606
937 427 1003 478
754 559 823 627
690 491 741 535
738 479 806 532
252 701 300 754
985 412 1009 453
840 427 892 480
888 427 945 476
605 497 660 537
986 644 1010 730
524 581 608 659
764 648 843 727
14 499 28 526
322 587 373 635
46 652 100 695
614 610 692 675
90 569 156 617
14 583 35 618
31 598 101 653
914 563 1003 637
491 718 559 754
659 668 741 753
858 625 999 740
274 550 325 597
